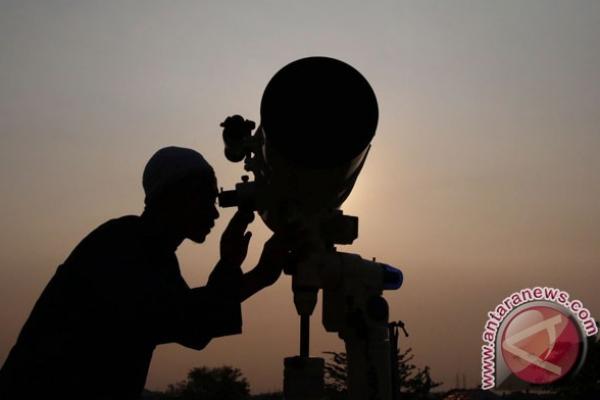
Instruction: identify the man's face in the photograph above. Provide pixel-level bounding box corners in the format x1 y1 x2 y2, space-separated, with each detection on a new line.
181 175 220 243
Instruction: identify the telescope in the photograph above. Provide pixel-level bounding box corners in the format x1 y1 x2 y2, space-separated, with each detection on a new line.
218 57 403 400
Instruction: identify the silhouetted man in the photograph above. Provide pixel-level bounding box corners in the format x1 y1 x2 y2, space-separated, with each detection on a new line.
0 146 290 399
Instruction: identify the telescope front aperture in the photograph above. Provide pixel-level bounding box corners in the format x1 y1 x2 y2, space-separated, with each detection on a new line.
260 56 378 169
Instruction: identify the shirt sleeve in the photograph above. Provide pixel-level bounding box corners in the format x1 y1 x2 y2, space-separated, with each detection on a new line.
60 218 244 351
180 284 242 349
75 253 243 351
133 260 244 350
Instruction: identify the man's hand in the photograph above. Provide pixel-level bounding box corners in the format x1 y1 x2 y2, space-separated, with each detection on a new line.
251 222 310 289
252 234 291 287
220 209 254 267
238 233 291 301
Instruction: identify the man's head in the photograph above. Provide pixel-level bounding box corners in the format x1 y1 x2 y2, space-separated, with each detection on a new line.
143 146 220 243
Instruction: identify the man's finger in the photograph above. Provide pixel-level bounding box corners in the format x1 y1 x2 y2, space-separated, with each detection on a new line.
223 209 254 238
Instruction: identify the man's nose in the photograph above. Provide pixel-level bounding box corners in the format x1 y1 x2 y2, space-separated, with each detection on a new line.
212 206 220 220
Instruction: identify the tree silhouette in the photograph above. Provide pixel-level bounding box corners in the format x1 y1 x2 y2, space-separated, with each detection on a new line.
163 366 250 400
323 347 441 400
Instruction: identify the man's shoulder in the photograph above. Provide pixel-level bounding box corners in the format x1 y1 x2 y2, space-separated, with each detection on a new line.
92 215 142 237
84 215 142 245
65 215 143 263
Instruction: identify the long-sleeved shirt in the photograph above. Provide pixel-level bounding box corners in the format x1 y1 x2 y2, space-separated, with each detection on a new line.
0 215 242 399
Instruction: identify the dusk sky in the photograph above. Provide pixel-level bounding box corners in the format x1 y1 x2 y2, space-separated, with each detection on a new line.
1 0 599 394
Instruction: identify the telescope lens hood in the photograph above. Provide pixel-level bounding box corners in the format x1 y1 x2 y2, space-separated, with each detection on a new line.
260 57 378 168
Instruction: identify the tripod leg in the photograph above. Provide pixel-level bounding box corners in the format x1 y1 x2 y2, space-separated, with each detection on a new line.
343 297 393 400
300 314 310 358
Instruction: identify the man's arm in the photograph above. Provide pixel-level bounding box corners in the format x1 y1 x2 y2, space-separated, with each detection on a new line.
210 217 292 303
178 212 295 347
239 234 290 301
215 211 304 303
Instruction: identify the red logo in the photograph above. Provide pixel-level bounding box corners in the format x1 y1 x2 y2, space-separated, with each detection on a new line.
501 305 583 384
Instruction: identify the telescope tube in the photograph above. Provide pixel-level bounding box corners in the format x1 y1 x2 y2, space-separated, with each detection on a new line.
256 57 379 230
